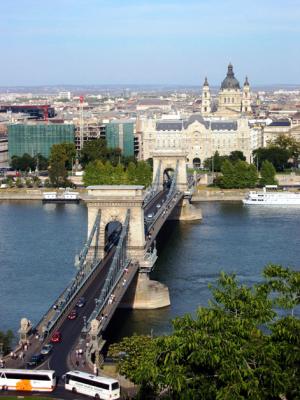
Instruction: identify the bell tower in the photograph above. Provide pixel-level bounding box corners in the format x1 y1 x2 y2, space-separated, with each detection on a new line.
242 76 251 113
201 77 211 115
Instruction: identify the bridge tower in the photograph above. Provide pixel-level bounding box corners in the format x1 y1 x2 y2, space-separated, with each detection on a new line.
151 143 202 221
152 148 188 192
85 185 145 261
83 185 170 310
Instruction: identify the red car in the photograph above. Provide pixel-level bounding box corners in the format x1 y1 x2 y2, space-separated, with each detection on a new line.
50 331 62 343
67 309 77 320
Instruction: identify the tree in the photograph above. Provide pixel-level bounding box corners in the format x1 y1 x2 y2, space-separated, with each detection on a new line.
217 159 258 189
10 153 36 171
253 147 290 171
260 160 277 186
34 154 48 171
80 139 108 166
272 134 300 162
228 150 246 163
132 161 152 187
48 143 75 187
204 151 227 172
111 266 300 399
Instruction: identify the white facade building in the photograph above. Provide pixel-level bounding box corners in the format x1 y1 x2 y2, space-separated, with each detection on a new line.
140 114 263 167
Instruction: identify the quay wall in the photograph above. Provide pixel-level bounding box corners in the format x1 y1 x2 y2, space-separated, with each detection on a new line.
192 188 248 202
0 188 247 202
0 188 86 201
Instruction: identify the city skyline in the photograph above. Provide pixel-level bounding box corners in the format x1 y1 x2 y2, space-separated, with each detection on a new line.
1 0 300 86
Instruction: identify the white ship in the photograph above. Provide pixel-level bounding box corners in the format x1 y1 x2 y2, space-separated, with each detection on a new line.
243 186 300 205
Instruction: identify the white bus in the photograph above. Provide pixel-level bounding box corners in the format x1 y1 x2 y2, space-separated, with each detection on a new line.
65 370 120 399
0 369 56 392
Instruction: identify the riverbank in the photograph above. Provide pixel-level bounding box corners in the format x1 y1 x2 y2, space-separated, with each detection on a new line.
0 187 247 202
191 187 247 202
0 188 87 201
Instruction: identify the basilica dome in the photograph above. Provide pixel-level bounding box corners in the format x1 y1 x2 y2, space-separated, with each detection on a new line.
221 63 240 90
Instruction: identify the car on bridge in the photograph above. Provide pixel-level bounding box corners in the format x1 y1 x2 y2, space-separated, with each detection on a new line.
147 212 154 219
76 297 86 308
68 309 77 320
40 343 53 355
50 330 62 343
26 353 44 368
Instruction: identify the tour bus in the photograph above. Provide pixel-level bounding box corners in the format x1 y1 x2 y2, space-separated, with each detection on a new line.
0 369 56 392
64 370 120 399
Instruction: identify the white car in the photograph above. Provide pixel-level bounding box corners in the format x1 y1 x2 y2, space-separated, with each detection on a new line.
147 213 154 218
40 343 53 355
156 204 161 209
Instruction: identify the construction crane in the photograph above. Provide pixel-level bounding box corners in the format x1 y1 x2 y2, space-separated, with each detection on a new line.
79 96 84 150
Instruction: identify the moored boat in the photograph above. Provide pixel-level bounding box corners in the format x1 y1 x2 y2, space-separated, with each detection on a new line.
43 189 80 203
243 186 300 205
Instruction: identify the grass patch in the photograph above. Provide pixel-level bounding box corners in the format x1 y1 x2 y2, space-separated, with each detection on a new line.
0 397 51 400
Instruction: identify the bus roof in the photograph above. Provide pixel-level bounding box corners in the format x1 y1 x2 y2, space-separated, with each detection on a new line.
66 370 118 384
1 369 55 374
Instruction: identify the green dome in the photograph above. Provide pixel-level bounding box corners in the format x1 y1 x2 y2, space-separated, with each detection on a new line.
221 63 240 90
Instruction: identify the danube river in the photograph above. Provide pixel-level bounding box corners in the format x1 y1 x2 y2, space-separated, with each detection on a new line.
0 201 299 341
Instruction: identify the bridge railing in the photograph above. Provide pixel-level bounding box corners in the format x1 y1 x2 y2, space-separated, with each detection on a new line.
83 209 131 333
36 211 102 337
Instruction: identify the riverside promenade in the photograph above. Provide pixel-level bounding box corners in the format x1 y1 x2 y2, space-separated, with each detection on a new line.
0 187 247 202
0 188 86 201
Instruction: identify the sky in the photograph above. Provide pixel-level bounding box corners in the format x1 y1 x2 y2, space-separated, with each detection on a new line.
0 0 300 86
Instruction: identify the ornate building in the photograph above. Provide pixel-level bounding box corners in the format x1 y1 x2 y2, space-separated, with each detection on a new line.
139 114 263 167
202 63 252 117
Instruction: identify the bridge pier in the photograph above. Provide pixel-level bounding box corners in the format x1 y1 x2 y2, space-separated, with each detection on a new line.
169 197 202 221
120 272 170 309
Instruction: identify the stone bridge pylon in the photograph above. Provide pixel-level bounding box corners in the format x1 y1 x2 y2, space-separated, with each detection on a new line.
85 185 146 261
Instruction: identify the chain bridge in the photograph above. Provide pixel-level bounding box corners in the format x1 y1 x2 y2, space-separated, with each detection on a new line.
8 147 202 377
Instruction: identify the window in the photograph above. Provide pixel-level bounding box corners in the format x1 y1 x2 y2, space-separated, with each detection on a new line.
204 106 207 112
5 373 51 381
204 92 207 98
66 375 109 390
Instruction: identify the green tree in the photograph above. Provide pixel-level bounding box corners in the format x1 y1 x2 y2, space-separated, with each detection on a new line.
217 159 258 188
112 266 300 399
133 161 152 187
228 150 246 163
125 162 138 184
272 134 300 162
80 139 108 166
204 151 227 172
48 143 75 187
15 177 23 188
260 160 278 186
253 147 290 171
34 153 48 170
10 153 36 171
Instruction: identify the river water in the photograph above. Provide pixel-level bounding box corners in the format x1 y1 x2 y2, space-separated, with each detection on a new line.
0 201 299 341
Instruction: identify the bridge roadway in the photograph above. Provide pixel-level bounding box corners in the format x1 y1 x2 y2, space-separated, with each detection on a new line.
47 189 169 375
4 189 166 365
2 188 178 400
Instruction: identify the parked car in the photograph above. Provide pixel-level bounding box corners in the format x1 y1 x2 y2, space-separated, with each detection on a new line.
50 331 62 343
67 309 77 320
76 297 86 308
40 344 53 355
26 353 44 368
